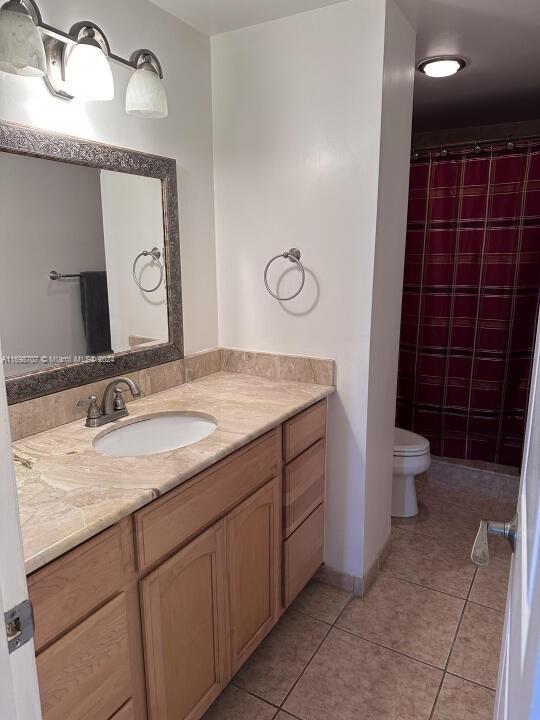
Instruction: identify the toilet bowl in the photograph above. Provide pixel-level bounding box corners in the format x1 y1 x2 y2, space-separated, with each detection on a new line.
392 427 431 518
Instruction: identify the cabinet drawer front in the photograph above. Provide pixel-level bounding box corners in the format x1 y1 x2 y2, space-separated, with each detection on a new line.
283 505 325 608
141 523 229 720
37 594 133 720
135 429 281 571
110 701 135 720
284 440 326 538
29 519 134 652
283 401 327 462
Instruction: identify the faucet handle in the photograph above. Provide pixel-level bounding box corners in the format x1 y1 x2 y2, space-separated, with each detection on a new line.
113 387 127 412
77 395 102 422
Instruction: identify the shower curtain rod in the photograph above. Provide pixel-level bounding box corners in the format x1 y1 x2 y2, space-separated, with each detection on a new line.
412 132 540 155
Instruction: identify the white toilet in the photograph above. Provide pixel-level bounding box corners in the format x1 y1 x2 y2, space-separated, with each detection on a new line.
392 427 431 518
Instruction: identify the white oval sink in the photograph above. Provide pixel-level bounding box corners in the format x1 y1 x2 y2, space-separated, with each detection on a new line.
93 412 218 458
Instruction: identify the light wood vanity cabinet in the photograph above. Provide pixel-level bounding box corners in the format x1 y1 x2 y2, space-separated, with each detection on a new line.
283 439 326 537
283 399 327 463
29 520 134 653
29 519 147 720
36 594 134 720
29 400 328 720
282 401 327 607
227 479 281 674
141 522 230 720
111 702 136 720
283 504 325 607
134 429 281 572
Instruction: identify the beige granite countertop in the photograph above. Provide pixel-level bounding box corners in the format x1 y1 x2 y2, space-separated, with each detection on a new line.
14 372 334 575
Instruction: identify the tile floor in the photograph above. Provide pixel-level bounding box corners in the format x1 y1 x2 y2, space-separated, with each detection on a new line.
203 459 518 720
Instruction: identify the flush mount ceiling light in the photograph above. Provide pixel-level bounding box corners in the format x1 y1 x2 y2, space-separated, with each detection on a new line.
418 56 467 78
126 51 168 119
0 0 46 77
0 0 168 118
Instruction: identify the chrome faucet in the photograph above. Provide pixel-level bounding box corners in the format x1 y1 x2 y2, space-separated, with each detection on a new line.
78 378 142 428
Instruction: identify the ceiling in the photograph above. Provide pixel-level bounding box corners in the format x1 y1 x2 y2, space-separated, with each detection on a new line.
150 0 345 37
152 0 540 132
396 0 540 131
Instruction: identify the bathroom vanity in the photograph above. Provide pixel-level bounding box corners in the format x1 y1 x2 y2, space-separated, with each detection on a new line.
1 120 333 720
19 380 329 720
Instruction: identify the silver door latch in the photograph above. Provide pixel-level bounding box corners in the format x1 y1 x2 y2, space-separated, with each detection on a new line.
471 514 518 567
4 600 34 654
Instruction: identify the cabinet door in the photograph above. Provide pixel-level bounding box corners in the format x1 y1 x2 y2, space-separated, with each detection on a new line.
141 522 229 720
226 478 280 673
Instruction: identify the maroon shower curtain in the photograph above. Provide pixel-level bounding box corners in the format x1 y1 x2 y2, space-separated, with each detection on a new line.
396 141 540 468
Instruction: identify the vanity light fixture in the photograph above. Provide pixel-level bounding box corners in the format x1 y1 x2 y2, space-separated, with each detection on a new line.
0 0 168 118
65 25 114 101
418 56 467 78
126 51 168 119
0 0 46 77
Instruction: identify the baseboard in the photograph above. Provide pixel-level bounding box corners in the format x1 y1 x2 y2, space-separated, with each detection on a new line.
315 533 393 597
315 564 362 595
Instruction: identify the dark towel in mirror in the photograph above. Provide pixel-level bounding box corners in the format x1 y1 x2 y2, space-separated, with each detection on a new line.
79 272 113 355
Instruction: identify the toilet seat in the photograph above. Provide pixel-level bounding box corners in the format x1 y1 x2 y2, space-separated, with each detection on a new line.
394 427 430 457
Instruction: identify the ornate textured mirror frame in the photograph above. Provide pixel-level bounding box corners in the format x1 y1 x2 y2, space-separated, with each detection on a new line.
0 120 183 404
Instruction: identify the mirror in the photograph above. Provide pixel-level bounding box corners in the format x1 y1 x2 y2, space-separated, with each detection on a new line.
0 121 183 403
1 154 168 378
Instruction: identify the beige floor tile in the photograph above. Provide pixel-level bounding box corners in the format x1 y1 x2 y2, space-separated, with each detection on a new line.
398 499 482 548
292 581 351 625
336 574 464 668
384 528 476 598
202 685 277 720
490 533 514 558
233 609 329 706
275 714 299 719
432 674 495 720
284 628 442 720
417 477 496 517
469 554 511 612
423 462 501 507
448 602 505 689
490 498 518 522
417 484 495 517
492 475 520 504
434 456 520 477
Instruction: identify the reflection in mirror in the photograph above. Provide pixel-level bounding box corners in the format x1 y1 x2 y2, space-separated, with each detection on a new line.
0 152 169 379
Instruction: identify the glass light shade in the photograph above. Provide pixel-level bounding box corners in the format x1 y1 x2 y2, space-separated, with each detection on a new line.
0 3 46 77
126 62 168 119
65 40 114 101
421 59 463 78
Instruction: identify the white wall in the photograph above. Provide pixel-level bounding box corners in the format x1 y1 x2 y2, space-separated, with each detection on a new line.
213 0 415 579
100 172 169 352
0 0 415 581
0 153 106 376
0 0 218 355
364 2 416 573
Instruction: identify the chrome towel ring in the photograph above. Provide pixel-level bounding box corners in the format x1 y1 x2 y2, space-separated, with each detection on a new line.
133 247 165 293
264 248 305 301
